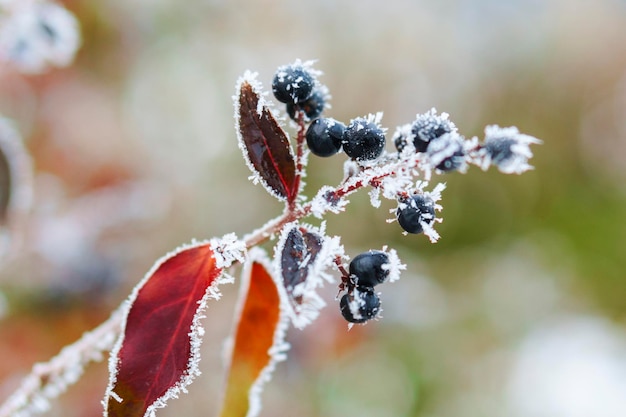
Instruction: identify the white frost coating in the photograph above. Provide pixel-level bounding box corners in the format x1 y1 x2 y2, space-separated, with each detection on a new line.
227 248 291 417
380 246 406 283
273 221 344 329
413 108 458 139
210 233 246 268
310 185 348 218
474 125 542 174
0 309 122 417
274 59 323 101
233 71 294 202
0 1 81 74
368 187 381 208
103 239 233 417
425 132 469 174
348 112 386 133
0 116 33 261
421 182 446 243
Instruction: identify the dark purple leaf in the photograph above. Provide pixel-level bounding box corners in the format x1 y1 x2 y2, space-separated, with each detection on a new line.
280 226 323 304
236 75 297 203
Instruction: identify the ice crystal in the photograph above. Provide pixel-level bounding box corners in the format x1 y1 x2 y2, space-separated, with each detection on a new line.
411 108 458 152
425 132 468 173
476 125 542 174
310 186 349 218
210 233 246 268
380 246 406 283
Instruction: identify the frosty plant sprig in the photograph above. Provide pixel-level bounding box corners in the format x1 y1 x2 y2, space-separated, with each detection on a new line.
0 59 541 417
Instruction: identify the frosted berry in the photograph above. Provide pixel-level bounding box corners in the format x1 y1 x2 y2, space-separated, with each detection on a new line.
306 117 345 157
340 288 381 324
427 133 467 172
287 88 326 121
342 118 386 161
349 250 390 287
411 110 457 152
393 128 410 153
397 194 436 234
484 138 517 165
272 64 315 104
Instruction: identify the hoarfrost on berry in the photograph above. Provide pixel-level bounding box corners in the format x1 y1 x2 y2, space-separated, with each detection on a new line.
411 108 458 153
477 125 542 174
426 132 468 173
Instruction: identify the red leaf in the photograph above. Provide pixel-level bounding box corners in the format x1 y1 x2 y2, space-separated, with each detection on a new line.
219 250 287 417
235 73 297 203
104 243 223 417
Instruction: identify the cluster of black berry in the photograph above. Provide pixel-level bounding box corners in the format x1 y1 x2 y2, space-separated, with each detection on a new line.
338 250 392 324
271 62 387 162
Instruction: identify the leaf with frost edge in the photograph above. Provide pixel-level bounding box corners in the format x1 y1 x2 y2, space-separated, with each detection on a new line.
0 116 33 258
220 248 290 417
273 221 344 329
233 71 297 202
103 236 245 417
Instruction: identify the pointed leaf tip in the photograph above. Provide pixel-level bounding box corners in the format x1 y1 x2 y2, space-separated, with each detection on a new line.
104 243 224 417
236 77 297 203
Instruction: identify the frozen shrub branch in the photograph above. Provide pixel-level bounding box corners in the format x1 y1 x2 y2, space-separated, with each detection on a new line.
0 59 540 417
0 309 123 417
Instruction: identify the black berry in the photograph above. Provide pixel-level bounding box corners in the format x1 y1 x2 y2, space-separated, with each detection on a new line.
340 288 381 323
287 88 326 121
305 118 345 157
427 134 466 172
272 64 315 104
411 111 456 152
397 194 436 234
349 250 390 288
484 138 517 165
342 118 386 161
393 128 409 153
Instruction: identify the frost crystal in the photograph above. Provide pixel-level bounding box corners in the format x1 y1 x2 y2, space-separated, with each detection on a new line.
210 233 246 268
425 132 468 173
310 186 348 218
0 1 80 73
380 246 406 283
411 108 458 152
477 125 542 174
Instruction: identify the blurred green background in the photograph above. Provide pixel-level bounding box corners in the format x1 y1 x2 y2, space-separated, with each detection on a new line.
1 0 626 416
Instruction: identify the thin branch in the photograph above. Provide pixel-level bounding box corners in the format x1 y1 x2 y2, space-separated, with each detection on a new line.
0 308 124 417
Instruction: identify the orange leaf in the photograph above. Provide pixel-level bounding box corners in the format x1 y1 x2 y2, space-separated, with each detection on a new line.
219 250 288 417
